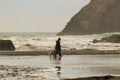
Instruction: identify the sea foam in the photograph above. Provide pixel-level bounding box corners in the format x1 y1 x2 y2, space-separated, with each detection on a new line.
0 32 120 51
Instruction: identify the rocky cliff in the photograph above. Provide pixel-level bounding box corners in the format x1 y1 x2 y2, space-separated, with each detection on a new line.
58 0 120 35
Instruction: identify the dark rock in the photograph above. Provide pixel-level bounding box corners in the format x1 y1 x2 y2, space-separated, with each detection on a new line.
92 39 100 43
92 35 120 43
0 40 15 51
58 0 120 35
101 35 120 43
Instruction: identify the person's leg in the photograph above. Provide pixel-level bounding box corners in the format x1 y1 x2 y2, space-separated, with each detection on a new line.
58 49 62 57
54 49 59 60
58 56 61 60
54 49 57 59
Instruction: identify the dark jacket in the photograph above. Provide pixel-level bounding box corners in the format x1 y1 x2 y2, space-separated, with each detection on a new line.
55 40 61 50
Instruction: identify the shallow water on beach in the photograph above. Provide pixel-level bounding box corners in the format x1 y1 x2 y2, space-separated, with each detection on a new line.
0 55 120 80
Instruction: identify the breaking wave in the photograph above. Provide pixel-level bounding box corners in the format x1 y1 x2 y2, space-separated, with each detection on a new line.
0 32 120 51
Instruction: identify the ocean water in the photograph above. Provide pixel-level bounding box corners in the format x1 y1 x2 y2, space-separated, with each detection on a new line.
0 32 120 51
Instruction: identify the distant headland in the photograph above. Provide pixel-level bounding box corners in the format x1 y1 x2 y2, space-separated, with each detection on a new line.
58 0 120 35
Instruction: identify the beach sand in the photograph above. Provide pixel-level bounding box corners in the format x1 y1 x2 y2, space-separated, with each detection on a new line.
1 65 120 80
0 49 120 55
0 50 120 80
63 76 120 80
0 65 57 80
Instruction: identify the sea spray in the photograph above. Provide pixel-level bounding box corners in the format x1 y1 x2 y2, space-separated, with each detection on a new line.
0 32 120 51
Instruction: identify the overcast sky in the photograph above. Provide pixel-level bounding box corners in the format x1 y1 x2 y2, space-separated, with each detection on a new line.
0 0 90 32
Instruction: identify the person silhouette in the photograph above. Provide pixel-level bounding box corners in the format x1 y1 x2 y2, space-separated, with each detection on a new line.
54 38 62 59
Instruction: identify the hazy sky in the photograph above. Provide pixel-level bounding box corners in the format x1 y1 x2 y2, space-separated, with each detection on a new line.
0 0 90 32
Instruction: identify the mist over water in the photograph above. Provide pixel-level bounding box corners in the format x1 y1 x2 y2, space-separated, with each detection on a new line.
0 32 120 51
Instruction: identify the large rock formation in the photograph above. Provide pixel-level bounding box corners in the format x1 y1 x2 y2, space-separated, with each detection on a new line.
0 40 15 51
58 0 120 35
92 35 120 43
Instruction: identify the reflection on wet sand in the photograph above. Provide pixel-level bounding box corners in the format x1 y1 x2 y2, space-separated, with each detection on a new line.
49 55 62 79
1 55 120 80
55 66 61 78
0 65 56 80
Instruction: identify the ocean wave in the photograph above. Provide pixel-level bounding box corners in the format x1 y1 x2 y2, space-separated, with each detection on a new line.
0 32 120 51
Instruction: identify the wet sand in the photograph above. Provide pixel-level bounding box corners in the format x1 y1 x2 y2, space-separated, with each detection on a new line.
1 56 120 80
1 50 120 80
63 76 120 80
0 65 57 80
0 49 120 55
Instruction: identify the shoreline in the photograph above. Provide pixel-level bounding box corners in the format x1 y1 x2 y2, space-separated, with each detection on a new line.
0 49 120 55
63 75 120 80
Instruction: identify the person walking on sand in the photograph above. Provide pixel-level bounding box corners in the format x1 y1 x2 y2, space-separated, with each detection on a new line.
54 38 62 59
